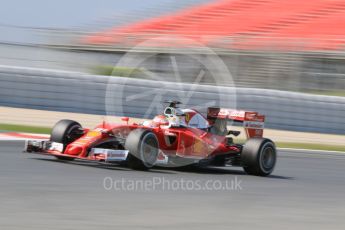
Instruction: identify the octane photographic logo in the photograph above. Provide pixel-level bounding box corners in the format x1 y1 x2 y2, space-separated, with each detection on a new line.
105 35 237 167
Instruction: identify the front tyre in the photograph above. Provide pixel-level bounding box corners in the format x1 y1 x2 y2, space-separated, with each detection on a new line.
241 138 276 176
50 119 83 161
125 129 159 170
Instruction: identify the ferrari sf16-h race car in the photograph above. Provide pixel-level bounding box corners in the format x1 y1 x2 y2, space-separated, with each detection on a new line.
24 101 277 176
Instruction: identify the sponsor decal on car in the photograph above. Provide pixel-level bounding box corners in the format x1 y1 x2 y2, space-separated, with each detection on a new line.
90 148 129 162
243 121 264 129
49 142 64 152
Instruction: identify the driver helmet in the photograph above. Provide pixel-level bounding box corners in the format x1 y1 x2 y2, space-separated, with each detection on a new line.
167 112 187 127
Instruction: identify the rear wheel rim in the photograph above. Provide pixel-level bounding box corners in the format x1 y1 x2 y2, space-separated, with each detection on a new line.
261 146 275 171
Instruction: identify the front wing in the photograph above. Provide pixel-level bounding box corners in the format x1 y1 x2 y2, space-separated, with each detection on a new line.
24 140 169 165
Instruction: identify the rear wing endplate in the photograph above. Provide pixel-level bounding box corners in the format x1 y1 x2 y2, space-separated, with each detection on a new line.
207 107 265 138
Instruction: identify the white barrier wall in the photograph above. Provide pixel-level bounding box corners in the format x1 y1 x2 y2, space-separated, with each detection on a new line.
0 65 344 134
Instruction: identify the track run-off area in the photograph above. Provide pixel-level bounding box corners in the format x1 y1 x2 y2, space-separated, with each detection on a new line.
0 141 345 230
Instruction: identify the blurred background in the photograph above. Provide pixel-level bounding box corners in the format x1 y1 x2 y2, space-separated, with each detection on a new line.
0 0 344 148
1 0 345 93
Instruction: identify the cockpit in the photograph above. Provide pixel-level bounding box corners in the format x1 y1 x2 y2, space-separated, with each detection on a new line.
163 101 209 129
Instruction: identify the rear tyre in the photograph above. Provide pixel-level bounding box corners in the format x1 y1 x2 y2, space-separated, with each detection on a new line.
241 138 276 176
125 129 159 170
50 119 83 161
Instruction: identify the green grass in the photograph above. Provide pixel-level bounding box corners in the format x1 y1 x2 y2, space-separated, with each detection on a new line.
303 90 345 97
276 142 345 152
1 123 344 152
0 123 51 134
235 137 345 152
91 65 146 77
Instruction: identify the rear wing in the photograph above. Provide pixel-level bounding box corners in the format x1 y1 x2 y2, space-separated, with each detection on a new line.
207 107 265 138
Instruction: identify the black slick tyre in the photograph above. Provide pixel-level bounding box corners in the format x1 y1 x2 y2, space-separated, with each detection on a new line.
241 138 276 176
125 129 159 170
50 119 83 161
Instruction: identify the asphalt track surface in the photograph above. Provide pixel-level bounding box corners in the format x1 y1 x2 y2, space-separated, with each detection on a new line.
1 141 345 230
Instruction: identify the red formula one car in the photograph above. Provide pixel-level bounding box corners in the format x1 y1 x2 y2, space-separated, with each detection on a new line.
25 101 277 176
